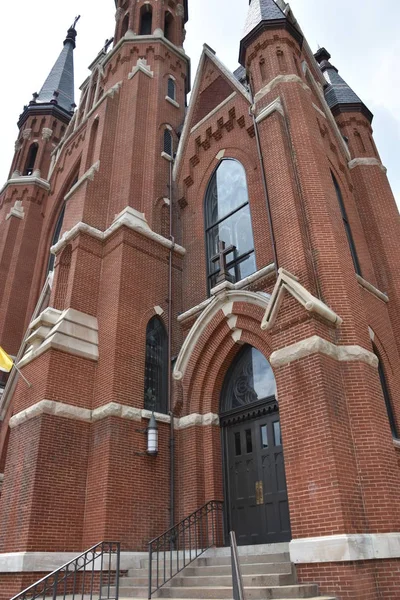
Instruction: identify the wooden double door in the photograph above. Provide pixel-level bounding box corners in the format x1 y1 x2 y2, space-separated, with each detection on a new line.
222 408 291 546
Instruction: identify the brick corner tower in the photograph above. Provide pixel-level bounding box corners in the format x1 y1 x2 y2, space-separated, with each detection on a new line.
1 1 400 600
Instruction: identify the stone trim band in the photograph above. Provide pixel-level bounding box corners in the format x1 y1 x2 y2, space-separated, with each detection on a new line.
8 400 220 431
270 335 378 368
290 533 400 564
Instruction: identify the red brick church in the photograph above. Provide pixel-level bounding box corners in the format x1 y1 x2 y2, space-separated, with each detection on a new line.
0 1 399 599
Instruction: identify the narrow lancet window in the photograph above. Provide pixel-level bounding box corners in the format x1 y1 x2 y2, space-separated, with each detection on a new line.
144 317 168 414
24 143 39 176
374 345 398 439
167 78 176 101
163 129 173 156
164 11 174 42
332 172 362 276
140 5 153 35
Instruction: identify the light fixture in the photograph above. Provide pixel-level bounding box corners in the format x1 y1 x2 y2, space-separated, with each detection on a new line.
147 412 159 456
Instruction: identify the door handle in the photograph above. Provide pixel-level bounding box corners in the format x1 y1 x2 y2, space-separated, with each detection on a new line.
255 480 264 505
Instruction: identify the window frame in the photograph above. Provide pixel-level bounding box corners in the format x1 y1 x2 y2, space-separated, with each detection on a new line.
204 158 256 293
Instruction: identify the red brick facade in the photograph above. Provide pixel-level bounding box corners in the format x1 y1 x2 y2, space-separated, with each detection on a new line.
0 1 399 599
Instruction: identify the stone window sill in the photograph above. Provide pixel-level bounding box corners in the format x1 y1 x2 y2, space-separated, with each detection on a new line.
161 152 174 162
166 96 180 108
356 275 389 303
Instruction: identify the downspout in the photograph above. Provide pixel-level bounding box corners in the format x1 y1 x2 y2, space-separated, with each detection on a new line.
167 157 175 529
248 76 279 277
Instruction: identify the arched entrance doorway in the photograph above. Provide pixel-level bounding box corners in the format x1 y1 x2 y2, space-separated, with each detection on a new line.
220 345 291 545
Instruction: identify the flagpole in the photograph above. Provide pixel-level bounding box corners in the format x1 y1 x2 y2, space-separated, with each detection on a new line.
12 364 32 388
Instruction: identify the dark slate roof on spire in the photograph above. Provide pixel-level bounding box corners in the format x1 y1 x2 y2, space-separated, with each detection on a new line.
242 0 286 39
36 26 77 114
315 48 373 123
239 0 303 66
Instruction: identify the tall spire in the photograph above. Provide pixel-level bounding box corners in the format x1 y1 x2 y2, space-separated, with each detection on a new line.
239 0 303 66
18 19 79 127
36 18 79 113
314 48 373 123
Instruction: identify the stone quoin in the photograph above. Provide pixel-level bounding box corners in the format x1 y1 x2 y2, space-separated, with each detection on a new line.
0 1 399 599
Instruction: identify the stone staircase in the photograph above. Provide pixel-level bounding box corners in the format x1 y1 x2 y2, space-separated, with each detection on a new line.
112 544 336 600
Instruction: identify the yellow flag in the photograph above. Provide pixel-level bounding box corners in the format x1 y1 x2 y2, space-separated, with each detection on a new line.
0 347 13 373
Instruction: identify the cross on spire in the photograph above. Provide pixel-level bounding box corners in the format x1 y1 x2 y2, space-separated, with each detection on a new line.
211 241 236 284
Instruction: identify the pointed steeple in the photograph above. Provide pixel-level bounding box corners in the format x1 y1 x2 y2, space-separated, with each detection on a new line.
314 48 373 123
239 0 303 66
18 19 79 127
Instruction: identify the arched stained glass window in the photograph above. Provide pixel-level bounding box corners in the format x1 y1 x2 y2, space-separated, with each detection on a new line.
144 317 168 414
374 345 398 439
221 345 276 414
205 159 256 290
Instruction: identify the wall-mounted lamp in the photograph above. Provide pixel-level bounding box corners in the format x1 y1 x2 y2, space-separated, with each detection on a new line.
147 412 159 456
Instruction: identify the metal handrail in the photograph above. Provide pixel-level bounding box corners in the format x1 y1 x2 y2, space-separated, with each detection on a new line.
230 531 245 600
11 541 121 600
148 500 224 599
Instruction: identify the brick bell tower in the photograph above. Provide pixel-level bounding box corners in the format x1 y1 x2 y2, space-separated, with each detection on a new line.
0 1 190 594
0 23 77 360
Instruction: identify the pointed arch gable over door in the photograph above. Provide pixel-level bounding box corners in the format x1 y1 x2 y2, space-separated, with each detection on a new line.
220 344 291 546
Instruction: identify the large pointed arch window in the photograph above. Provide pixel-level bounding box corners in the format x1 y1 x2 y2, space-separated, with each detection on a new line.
221 345 276 414
205 159 256 290
144 317 168 414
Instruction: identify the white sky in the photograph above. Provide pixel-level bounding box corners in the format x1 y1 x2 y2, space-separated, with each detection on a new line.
0 0 399 206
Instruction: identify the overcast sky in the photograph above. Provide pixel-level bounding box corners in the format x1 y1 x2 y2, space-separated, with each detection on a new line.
0 0 398 206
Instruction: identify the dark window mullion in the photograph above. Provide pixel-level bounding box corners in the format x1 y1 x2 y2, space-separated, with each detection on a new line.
205 201 249 232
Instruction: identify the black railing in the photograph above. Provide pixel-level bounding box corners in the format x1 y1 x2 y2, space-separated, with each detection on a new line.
11 541 121 600
148 500 224 599
230 531 245 600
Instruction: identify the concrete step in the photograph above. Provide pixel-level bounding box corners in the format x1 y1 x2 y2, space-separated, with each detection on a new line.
118 598 336 600
111 584 320 599
156 585 320 599
181 562 293 576
195 553 290 567
164 574 296 588
124 571 296 587
141 552 290 570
